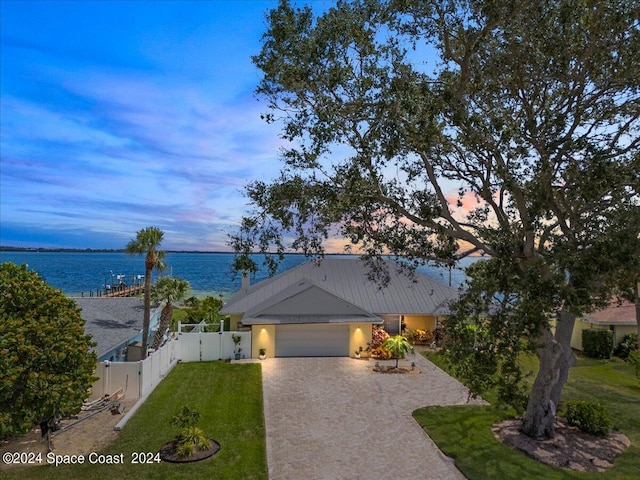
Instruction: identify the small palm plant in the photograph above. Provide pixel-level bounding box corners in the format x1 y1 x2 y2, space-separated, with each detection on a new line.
170 406 211 459
381 335 414 369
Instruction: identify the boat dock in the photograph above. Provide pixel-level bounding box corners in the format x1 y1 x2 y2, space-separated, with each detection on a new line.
103 284 145 297
78 273 147 297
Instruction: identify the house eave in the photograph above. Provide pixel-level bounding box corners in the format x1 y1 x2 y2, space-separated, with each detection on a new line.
241 314 384 326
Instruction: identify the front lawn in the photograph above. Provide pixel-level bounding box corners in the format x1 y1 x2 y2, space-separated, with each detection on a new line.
415 352 640 480
2 362 267 480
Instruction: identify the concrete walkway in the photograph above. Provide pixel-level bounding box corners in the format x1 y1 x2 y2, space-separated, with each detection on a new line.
261 354 486 480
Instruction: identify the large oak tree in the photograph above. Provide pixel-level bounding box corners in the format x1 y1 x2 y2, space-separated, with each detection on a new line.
232 0 640 438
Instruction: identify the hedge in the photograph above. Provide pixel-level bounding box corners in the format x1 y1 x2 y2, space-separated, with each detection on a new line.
582 329 613 359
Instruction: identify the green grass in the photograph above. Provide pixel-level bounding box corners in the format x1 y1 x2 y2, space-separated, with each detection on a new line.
416 351 640 479
3 362 267 480
170 308 190 330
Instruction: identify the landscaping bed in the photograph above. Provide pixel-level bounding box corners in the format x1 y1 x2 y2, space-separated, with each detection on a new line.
416 352 640 480
0 362 267 480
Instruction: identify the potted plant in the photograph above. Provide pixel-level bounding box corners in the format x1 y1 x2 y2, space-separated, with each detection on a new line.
259 347 266 360
232 334 242 360
354 346 363 359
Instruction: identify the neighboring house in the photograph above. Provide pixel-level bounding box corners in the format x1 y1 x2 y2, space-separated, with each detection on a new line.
220 257 458 358
570 299 638 351
74 297 162 362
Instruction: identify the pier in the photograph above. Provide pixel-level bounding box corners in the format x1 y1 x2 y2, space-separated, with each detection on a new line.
79 273 147 298
103 284 145 297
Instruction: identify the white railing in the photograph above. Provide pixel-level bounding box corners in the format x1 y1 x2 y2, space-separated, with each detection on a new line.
177 320 222 333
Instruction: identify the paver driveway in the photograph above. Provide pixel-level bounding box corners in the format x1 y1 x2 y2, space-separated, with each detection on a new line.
261 354 485 480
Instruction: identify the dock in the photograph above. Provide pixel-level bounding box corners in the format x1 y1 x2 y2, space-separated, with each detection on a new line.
78 273 147 298
103 284 145 297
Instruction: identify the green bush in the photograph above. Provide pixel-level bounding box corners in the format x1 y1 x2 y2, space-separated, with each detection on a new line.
614 333 638 359
170 406 211 458
565 400 610 436
582 329 613 359
629 350 640 382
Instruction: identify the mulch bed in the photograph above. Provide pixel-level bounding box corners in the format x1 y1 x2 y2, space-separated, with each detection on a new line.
493 418 630 472
159 439 221 463
370 365 422 374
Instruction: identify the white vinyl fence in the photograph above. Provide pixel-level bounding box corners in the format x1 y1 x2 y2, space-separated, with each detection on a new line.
91 336 180 400
91 331 251 400
178 331 251 362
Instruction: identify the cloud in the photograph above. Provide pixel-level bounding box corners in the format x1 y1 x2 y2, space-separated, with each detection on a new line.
0 1 324 250
1 65 288 250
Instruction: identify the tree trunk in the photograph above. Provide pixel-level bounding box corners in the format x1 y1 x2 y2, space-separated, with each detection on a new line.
550 311 577 409
521 328 560 439
141 254 154 360
521 311 576 439
152 303 172 350
636 281 640 349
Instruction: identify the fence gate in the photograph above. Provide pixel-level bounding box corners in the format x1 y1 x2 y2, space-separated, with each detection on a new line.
179 332 223 361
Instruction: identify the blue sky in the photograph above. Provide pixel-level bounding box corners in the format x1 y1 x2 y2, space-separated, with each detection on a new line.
0 0 307 250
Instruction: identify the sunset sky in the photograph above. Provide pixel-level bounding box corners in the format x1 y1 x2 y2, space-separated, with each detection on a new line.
1 0 297 250
1 0 464 252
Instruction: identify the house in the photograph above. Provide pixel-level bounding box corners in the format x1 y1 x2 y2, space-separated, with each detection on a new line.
74 297 162 362
570 299 638 351
220 257 458 358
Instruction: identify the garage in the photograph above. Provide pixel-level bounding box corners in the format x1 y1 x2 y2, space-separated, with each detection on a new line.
275 323 350 357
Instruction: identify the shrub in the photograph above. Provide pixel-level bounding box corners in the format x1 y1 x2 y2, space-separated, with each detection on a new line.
171 405 201 429
367 326 390 358
582 329 613 359
170 406 211 458
414 329 434 344
370 346 392 359
433 326 444 346
629 350 640 382
565 400 611 436
613 333 638 359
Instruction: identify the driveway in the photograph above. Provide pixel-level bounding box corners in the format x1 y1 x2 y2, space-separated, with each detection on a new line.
261 354 486 480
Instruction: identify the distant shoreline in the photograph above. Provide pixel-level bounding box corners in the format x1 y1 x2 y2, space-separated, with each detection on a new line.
0 247 235 253
0 247 346 255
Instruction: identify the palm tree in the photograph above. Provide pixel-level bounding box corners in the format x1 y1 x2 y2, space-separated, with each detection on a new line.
151 277 190 349
126 226 165 360
381 335 414 369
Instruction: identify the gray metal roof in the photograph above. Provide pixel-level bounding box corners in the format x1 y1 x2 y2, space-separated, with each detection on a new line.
74 297 144 357
242 314 383 325
221 258 458 317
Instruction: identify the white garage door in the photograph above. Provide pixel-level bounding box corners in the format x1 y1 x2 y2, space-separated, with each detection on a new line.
276 324 350 357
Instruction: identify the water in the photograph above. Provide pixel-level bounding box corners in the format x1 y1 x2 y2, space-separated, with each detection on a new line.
0 251 479 298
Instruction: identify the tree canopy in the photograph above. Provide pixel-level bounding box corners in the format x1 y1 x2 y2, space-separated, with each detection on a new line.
0 263 97 440
232 0 640 438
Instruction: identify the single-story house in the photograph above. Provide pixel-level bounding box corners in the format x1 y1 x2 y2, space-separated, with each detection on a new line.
220 257 458 358
570 299 638 351
74 297 162 362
